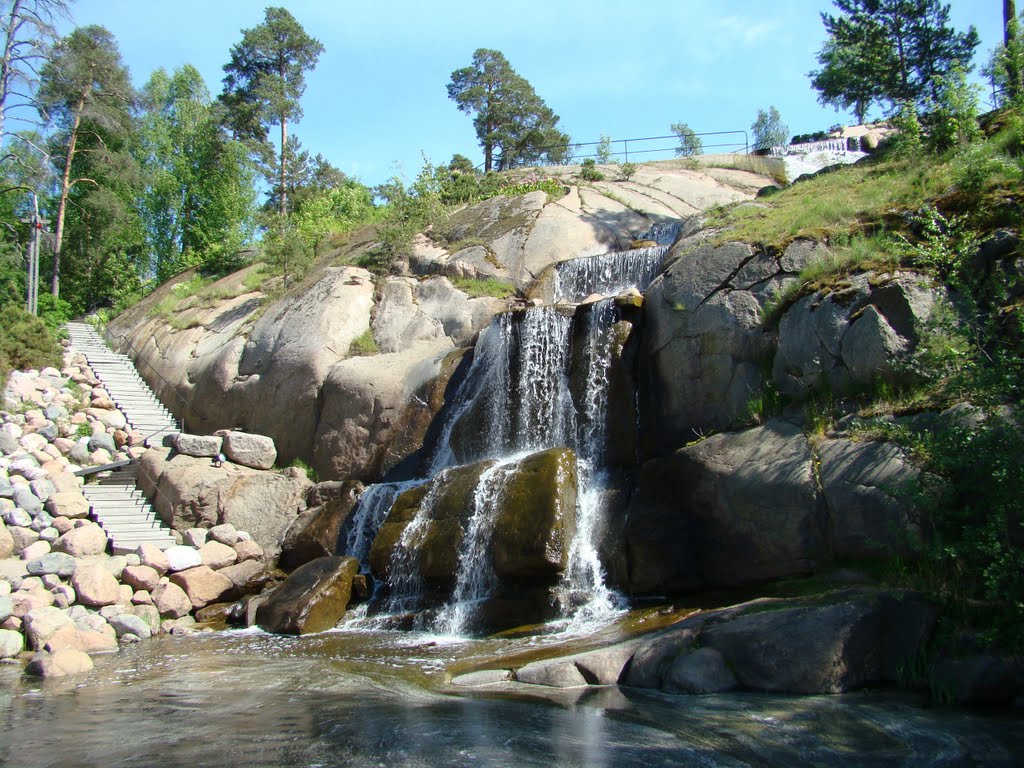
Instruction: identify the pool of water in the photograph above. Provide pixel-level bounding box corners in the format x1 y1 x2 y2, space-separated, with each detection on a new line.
1 628 1021 767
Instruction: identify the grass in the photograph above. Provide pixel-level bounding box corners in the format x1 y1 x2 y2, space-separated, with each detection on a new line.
451 277 517 299
706 154 953 250
349 328 379 357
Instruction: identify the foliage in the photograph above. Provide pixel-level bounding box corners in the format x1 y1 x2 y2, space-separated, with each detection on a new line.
751 106 789 150
671 121 703 156
447 48 570 172
37 24 137 304
984 6 1024 106
220 6 324 216
889 101 923 155
618 162 638 181
809 0 980 120
137 65 258 280
921 63 981 152
896 206 976 287
579 158 604 182
261 216 310 289
0 304 61 390
348 327 378 356
595 134 614 164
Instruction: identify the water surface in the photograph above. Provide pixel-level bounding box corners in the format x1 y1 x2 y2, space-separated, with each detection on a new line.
1 628 1021 767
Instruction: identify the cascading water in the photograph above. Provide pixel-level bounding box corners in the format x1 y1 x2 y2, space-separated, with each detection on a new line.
341 481 422 570
552 245 668 303
339 239 669 637
433 457 521 636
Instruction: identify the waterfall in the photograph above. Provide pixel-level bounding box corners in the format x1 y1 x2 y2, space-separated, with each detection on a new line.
433 457 520 636
552 245 668 303
340 238 670 636
342 481 422 571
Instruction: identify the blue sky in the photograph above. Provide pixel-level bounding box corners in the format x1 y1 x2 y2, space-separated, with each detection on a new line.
61 0 1001 187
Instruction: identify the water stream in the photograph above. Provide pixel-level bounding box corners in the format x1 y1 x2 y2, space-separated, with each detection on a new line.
2 630 1020 767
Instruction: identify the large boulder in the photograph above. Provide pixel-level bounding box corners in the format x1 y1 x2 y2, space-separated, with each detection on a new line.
139 448 311 562
312 344 464 483
638 239 804 456
218 431 277 470
279 480 363 570
818 438 923 559
169 566 234 609
51 522 108 557
256 556 359 635
151 581 192 619
622 419 825 592
26 648 94 677
71 564 120 607
623 590 937 695
773 273 946 399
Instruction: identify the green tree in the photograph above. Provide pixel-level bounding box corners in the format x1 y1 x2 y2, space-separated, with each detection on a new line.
137 65 257 279
36 24 135 298
595 134 614 163
220 6 323 217
447 48 569 172
810 1 979 119
751 106 789 150
0 0 72 140
671 122 703 156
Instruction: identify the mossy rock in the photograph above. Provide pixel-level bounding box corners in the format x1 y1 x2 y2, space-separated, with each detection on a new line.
255 556 360 635
491 447 578 578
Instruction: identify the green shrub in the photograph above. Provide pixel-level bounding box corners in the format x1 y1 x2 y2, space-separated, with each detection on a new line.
579 158 605 182
349 328 379 356
619 162 638 181
0 306 62 390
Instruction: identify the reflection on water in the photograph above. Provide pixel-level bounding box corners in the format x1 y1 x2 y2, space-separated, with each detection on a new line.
0 629 1021 767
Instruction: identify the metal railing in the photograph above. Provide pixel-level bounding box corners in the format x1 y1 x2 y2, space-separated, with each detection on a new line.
479 129 750 171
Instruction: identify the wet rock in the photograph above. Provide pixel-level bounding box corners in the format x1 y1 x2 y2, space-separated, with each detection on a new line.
515 659 589 688
450 669 512 687
71 564 120 607
26 648 94 677
663 647 737 694
931 655 1021 705
279 481 362 570
256 556 359 635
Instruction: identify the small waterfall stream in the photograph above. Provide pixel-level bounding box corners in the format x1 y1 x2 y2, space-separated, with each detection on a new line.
339 239 669 636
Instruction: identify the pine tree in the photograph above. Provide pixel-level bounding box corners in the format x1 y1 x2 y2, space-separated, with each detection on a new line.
810 0 979 120
220 6 323 217
447 49 569 172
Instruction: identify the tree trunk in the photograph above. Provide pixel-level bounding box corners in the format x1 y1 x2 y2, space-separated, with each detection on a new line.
280 117 287 217
51 88 87 297
1006 0 1021 100
0 0 24 140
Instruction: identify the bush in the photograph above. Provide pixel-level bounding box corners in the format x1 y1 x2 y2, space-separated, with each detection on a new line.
579 158 604 181
619 162 638 181
0 306 62 390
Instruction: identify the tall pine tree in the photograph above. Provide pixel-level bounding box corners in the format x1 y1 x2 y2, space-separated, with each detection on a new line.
220 6 323 217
